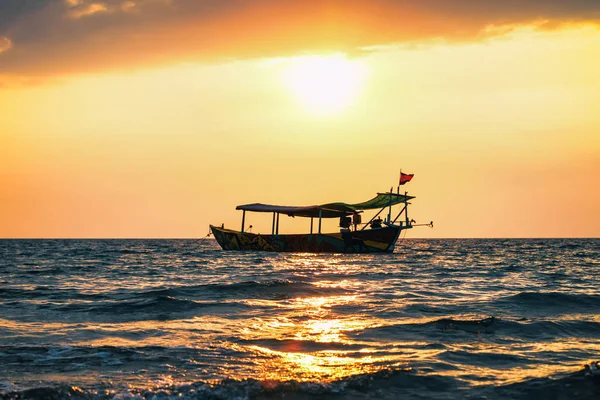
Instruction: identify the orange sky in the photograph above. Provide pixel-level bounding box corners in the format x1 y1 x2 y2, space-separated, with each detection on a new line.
1 1 599 238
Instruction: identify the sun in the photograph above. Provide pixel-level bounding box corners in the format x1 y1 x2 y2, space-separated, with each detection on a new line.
282 55 367 114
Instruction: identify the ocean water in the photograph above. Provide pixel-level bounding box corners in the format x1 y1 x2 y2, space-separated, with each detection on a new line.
0 238 599 399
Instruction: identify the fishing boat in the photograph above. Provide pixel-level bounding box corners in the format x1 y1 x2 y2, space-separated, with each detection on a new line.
210 186 432 253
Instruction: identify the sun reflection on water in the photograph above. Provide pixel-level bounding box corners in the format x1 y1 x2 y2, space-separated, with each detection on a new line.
226 288 400 382
246 344 395 382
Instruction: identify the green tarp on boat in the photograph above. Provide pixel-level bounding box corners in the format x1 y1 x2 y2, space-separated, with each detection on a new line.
236 193 414 218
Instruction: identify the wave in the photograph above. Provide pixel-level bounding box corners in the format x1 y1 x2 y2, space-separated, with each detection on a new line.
204 279 351 298
499 319 600 340
353 316 600 341
490 361 600 400
0 287 109 301
2 363 598 400
22 267 64 275
430 316 498 333
236 338 364 353
55 295 249 315
0 345 139 367
354 316 500 340
125 279 352 300
394 292 600 320
18 296 255 322
500 292 600 308
556 241 587 250
2 279 348 307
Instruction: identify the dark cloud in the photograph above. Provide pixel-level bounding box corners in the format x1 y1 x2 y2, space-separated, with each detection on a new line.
1 0 599 78
399 0 600 21
0 0 49 32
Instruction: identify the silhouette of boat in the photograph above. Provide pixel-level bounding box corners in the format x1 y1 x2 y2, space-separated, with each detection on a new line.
210 189 431 253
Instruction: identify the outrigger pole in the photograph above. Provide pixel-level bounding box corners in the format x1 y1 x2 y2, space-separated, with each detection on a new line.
412 221 434 228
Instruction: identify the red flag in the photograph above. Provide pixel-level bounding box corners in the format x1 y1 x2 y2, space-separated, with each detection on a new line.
399 172 414 185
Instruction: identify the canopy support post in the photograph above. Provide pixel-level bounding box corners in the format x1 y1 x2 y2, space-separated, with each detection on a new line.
388 189 393 223
310 217 313 234
276 213 280 235
318 209 322 234
272 212 276 234
241 210 246 233
404 191 410 227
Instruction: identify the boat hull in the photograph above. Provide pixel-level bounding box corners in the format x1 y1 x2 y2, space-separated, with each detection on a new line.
209 225 403 253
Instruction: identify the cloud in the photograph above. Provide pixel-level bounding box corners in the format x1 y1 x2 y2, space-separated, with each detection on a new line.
0 0 599 78
0 36 12 53
120 1 136 13
67 2 110 19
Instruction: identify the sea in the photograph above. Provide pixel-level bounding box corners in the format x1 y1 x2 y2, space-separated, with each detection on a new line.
0 239 598 399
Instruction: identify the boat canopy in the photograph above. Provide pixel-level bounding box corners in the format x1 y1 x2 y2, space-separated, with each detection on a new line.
236 193 415 218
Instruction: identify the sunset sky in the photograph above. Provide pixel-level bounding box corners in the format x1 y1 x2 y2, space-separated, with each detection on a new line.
1 0 599 238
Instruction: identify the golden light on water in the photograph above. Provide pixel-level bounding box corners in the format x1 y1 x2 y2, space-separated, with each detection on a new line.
9 251 598 390
249 345 387 381
222 291 396 382
5 280 600 390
